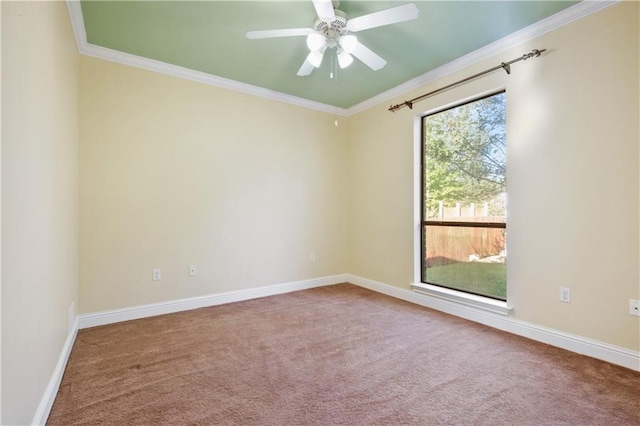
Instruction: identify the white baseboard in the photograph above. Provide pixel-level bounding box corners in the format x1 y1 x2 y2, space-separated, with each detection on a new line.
346 274 640 372
36 273 637 425
77 273 639 370
33 275 347 424
31 317 79 426
40 272 638 426
78 274 349 329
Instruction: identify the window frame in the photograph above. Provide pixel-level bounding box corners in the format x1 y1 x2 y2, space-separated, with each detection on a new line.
419 90 507 302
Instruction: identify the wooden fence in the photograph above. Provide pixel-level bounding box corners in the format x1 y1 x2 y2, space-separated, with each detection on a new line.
425 202 506 266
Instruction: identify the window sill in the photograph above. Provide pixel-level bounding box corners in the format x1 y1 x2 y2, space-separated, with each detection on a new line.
411 282 512 316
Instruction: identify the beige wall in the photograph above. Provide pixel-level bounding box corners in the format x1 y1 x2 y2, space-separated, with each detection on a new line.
1 2 79 424
1 3 3 419
1 2 638 423
79 57 348 313
347 2 640 351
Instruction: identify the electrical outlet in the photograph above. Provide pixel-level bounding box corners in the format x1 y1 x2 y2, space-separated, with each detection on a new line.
559 287 571 303
189 265 197 277
152 269 161 281
629 299 640 317
309 253 316 262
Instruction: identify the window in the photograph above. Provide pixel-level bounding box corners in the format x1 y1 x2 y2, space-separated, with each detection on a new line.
421 92 506 301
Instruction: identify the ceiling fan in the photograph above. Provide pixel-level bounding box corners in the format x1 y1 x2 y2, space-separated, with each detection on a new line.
246 0 419 76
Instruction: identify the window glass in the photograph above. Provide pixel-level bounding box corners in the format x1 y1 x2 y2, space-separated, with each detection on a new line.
422 92 506 300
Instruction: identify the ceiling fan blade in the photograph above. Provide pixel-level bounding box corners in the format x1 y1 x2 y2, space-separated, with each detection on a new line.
347 3 419 32
246 28 312 39
306 49 325 68
312 0 336 23
351 42 387 71
297 59 315 76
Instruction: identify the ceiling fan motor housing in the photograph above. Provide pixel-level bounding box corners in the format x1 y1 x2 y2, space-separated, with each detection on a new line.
313 9 348 48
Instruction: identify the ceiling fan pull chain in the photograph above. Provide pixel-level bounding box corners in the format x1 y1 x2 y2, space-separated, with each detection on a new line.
330 53 334 79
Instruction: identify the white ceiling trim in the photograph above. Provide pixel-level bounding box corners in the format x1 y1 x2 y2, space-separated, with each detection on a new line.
66 1 616 117
346 0 618 115
65 1 349 116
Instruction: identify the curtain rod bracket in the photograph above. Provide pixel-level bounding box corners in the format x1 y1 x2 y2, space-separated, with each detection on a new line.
501 63 511 75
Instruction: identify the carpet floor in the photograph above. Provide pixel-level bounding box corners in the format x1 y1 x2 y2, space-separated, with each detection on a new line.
48 284 640 425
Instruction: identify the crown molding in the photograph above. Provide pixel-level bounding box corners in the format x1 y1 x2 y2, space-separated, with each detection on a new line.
84 43 349 116
66 0 87 53
346 0 620 116
65 1 349 116
345 0 618 115
66 0 616 117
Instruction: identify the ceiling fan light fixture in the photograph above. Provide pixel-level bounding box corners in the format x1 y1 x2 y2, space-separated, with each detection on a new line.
306 32 326 51
247 0 419 77
307 50 324 68
339 35 358 53
338 51 353 69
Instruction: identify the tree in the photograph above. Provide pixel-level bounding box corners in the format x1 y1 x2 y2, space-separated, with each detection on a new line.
423 93 506 217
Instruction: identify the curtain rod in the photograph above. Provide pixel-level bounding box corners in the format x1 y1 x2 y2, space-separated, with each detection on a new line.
388 48 546 113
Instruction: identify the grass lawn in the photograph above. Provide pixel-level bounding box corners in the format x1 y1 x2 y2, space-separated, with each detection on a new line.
425 262 506 300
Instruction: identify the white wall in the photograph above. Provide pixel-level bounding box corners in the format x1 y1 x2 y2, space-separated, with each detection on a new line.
79 56 348 314
1 2 79 424
347 2 639 351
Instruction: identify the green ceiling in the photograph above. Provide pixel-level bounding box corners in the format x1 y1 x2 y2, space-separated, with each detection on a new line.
80 1 579 109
